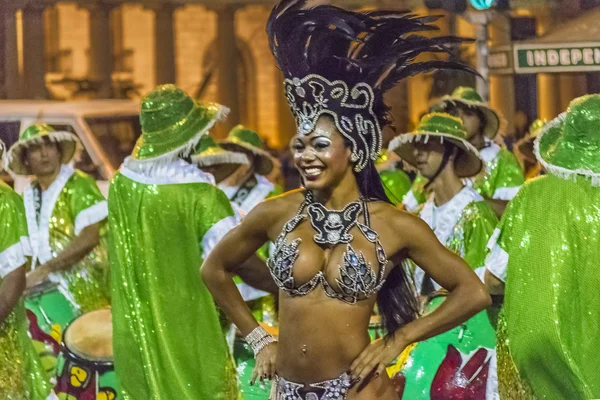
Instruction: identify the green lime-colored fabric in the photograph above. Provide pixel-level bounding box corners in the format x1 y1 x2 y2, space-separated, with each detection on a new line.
42 171 110 312
447 201 498 270
495 174 600 399
132 85 222 160
0 182 52 399
379 169 411 205
108 173 239 400
537 94 600 175
472 148 525 199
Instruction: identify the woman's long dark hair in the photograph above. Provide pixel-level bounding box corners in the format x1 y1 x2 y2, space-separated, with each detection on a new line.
355 161 420 335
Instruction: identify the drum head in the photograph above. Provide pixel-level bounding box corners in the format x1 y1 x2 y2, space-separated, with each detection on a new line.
64 308 113 363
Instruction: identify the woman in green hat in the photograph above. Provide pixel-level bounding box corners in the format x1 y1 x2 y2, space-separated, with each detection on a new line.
5 123 110 385
108 85 242 399
485 94 600 400
0 141 54 399
388 113 500 399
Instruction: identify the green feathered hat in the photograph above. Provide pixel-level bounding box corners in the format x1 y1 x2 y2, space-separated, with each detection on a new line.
535 94 600 186
191 135 249 167
430 86 501 139
220 125 275 176
389 112 483 178
5 123 80 176
131 84 228 163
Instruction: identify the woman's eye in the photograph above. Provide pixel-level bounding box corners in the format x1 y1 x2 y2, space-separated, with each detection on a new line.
314 140 330 149
292 143 304 151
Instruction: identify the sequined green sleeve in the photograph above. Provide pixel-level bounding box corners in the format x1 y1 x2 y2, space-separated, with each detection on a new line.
268 183 284 198
67 170 108 235
477 149 525 200
460 201 498 273
0 182 29 277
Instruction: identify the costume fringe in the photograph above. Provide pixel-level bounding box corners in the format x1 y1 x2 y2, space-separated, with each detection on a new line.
192 151 249 167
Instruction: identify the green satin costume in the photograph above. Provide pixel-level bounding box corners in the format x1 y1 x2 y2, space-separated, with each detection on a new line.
0 181 52 399
109 159 239 400
486 174 600 399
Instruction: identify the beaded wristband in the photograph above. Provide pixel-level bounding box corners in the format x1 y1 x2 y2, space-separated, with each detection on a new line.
245 326 277 356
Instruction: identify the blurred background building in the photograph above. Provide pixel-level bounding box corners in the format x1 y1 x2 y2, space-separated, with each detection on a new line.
1 0 599 148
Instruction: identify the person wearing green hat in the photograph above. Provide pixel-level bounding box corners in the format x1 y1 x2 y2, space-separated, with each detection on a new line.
514 119 547 180
0 141 54 399
403 87 525 215
484 94 600 400
108 85 241 399
431 86 525 215
4 123 111 381
389 112 500 399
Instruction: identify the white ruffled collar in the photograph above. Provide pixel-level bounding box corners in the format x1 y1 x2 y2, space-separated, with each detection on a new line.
480 138 501 165
218 173 274 216
120 157 215 186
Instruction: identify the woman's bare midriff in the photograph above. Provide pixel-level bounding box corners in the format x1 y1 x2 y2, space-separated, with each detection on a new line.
276 289 398 399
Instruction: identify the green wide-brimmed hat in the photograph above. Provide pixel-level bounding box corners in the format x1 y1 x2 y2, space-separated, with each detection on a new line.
132 84 228 162
220 125 274 176
191 135 249 167
535 94 600 185
431 86 500 139
5 123 80 176
389 112 483 178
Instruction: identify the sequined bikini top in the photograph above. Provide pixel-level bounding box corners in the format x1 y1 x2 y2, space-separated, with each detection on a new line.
267 192 387 304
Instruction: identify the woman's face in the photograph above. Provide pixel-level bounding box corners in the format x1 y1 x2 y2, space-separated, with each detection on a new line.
291 117 352 191
413 140 447 179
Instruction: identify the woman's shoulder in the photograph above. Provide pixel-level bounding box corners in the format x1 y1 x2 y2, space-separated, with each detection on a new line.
246 189 306 227
368 200 429 237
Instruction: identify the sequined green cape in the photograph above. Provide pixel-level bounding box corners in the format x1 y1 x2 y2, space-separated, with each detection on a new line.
108 159 239 400
23 165 110 313
486 174 600 399
0 182 52 399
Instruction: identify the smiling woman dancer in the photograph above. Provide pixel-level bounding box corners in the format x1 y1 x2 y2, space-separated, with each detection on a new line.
202 2 491 399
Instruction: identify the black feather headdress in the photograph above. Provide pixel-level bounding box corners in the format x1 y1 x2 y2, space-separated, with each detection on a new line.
267 0 476 171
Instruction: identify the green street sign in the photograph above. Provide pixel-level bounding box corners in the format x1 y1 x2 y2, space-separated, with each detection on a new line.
513 43 600 73
488 46 513 74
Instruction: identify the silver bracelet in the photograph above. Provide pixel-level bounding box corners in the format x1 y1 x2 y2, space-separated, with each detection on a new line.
245 326 277 356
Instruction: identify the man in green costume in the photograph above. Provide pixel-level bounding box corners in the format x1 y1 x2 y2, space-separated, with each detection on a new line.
404 87 525 215
485 94 600 400
389 113 499 399
108 85 241 399
5 123 110 382
0 142 53 399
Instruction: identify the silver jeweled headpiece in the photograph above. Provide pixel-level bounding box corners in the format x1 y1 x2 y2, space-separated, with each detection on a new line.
267 0 475 172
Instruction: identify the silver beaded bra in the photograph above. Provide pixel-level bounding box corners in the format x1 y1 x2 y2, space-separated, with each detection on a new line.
267 192 387 304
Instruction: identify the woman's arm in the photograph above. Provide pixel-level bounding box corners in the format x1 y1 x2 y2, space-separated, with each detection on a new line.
0 266 26 324
351 213 491 381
